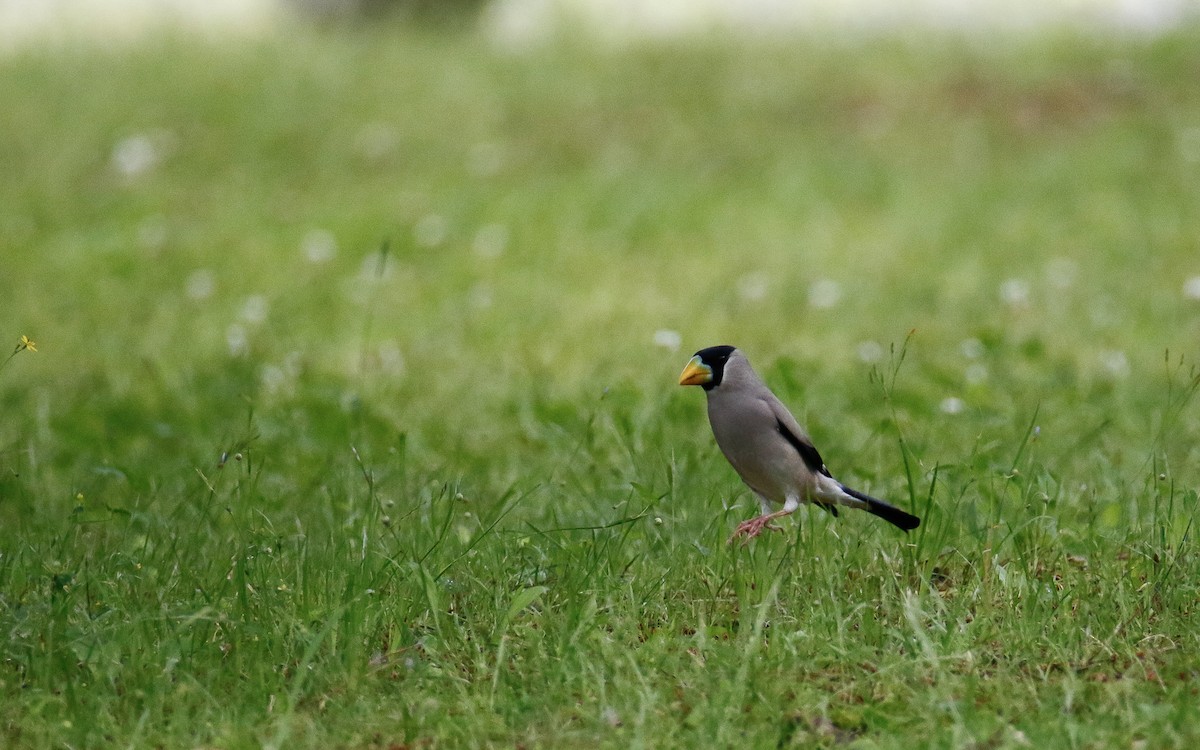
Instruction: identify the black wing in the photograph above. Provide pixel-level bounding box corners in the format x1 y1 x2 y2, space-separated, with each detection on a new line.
775 417 832 477
775 417 839 516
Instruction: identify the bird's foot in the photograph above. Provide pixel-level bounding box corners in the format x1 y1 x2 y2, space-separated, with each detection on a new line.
728 514 784 544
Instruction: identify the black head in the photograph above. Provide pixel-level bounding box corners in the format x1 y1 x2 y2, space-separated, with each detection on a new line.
678 345 737 391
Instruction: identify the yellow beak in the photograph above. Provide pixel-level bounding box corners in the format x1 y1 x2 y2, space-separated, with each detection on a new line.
678 356 713 386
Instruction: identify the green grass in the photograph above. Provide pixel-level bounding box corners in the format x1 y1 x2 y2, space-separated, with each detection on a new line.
3 20 1200 748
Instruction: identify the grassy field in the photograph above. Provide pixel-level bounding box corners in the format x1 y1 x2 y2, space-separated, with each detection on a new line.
2 19 1200 749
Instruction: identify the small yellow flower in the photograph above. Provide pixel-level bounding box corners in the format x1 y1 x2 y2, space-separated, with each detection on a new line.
1 334 36 373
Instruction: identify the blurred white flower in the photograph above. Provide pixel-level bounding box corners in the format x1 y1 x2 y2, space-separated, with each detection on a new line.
378 342 406 376
808 278 842 309
1045 257 1078 289
283 350 304 377
226 324 248 357
112 134 159 177
468 283 494 309
940 397 965 415
960 337 984 359
736 272 768 302
602 706 622 728
185 269 216 300
653 329 682 351
260 364 288 395
999 278 1031 308
358 248 395 281
1099 349 1130 379
241 295 269 325
414 214 448 248
301 229 337 264
1183 276 1200 300
856 340 883 363
965 363 988 385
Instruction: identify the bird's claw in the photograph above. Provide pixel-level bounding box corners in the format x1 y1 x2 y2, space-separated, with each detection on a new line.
728 516 784 545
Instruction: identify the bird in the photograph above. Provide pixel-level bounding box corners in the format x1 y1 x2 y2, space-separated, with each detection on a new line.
678 345 920 543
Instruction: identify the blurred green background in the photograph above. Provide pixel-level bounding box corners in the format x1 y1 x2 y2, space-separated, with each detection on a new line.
3 13 1198 482
2 5 1200 747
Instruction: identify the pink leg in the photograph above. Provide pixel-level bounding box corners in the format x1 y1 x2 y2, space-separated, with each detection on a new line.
728 509 793 544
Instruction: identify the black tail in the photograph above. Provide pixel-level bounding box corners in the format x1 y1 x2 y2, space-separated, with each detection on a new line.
841 485 920 532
